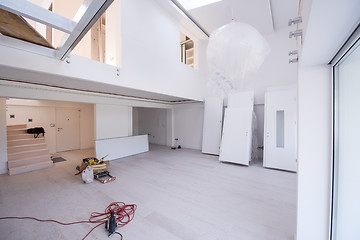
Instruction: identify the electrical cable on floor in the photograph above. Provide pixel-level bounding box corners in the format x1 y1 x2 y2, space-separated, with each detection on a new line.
0 201 136 240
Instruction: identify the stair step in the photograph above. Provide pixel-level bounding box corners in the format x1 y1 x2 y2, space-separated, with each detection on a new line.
7 124 27 130
8 148 49 161
7 143 48 154
7 138 45 147
7 134 41 141
8 160 53 175
7 128 28 135
8 154 51 168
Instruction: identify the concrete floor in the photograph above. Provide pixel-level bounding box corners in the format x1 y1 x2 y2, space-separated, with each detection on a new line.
0 145 297 240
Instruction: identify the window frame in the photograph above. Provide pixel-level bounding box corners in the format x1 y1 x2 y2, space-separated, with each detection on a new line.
330 23 360 240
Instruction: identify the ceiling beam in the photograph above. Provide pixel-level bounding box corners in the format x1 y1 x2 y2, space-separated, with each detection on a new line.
0 34 56 58
170 0 209 37
0 0 76 34
55 0 114 60
267 0 275 32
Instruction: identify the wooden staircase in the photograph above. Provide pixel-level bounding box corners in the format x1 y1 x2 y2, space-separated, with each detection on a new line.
7 124 53 175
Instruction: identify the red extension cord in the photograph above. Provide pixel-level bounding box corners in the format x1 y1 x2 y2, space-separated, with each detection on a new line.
0 202 137 240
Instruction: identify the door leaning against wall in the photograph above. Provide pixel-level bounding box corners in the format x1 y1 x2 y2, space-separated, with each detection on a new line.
56 109 80 152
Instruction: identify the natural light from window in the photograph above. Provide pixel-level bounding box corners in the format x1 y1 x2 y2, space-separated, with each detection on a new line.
177 0 222 10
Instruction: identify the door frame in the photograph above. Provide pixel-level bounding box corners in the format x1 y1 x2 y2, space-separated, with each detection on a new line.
55 108 81 152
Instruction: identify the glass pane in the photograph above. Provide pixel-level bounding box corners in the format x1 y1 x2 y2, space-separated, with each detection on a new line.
333 42 360 239
276 110 284 148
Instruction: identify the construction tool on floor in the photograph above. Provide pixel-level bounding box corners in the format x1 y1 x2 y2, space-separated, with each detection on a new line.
94 170 116 184
76 155 108 174
105 211 123 238
83 154 108 165
76 154 116 184
0 201 136 240
81 166 94 184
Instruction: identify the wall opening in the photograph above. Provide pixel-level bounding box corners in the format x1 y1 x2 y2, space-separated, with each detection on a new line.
180 32 194 68
132 107 168 146
5 98 95 154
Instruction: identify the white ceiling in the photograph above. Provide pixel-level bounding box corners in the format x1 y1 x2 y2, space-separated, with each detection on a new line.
177 0 299 35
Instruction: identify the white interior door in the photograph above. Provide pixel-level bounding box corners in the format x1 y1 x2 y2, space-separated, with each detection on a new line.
263 89 297 172
219 107 253 165
56 109 80 152
202 97 223 155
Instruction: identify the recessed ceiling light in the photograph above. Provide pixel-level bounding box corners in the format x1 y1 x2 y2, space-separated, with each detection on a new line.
177 0 222 10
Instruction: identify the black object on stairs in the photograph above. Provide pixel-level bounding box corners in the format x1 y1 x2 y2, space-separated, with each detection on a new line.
27 127 45 138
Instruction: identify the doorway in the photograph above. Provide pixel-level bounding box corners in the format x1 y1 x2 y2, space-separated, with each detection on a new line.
56 109 80 152
133 107 168 146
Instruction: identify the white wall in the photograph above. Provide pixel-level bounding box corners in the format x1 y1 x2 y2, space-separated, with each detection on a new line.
135 107 168 145
118 0 207 100
174 103 204 150
105 0 122 67
95 104 132 139
0 98 7 174
6 99 94 153
242 28 298 104
297 64 332 240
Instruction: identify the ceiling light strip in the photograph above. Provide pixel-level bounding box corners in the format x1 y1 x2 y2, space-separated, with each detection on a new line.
170 0 209 37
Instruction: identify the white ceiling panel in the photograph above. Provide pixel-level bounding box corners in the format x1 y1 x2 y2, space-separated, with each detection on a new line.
188 0 274 35
161 0 300 36
270 0 299 31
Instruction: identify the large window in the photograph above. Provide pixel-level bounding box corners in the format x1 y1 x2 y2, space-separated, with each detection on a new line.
332 28 360 240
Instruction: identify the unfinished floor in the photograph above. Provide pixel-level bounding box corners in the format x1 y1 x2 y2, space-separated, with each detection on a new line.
0 145 297 240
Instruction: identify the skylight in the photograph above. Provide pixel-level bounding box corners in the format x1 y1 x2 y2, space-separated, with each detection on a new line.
177 0 222 10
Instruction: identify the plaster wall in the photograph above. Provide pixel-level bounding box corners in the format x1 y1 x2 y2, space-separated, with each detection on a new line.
297 64 332 240
95 104 132 140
